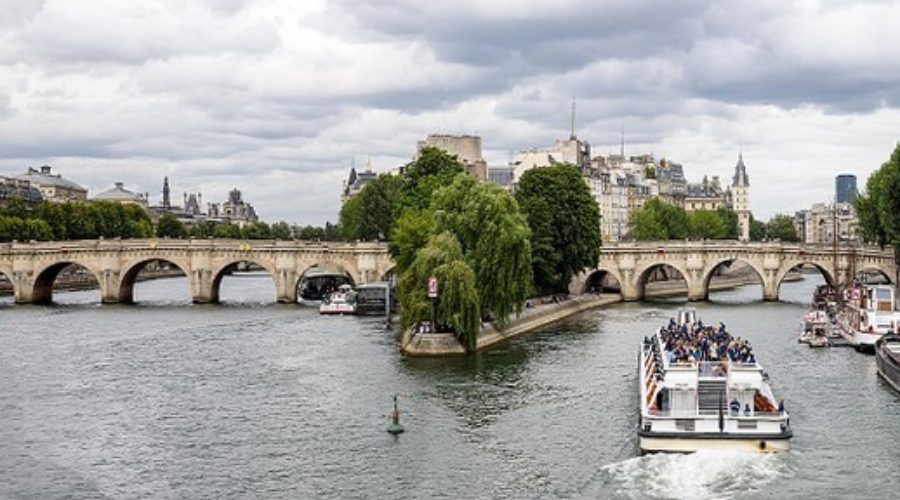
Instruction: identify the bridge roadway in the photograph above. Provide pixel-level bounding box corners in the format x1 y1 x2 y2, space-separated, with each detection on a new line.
0 239 895 305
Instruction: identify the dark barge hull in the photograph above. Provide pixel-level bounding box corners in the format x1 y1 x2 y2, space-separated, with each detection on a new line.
876 335 900 393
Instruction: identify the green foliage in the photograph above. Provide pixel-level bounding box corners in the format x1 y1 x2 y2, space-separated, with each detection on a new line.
0 216 53 241
271 221 293 240
399 232 480 350
213 222 242 239
0 200 152 241
630 199 743 241
765 214 800 242
716 207 739 239
629 198 688 240
645 165 657 180
390 209 435 273
749 215 767 241
856 155 894 247
686 210 728 239
156 213 187 238
240 221 272 239
399 146 465 212
516 165 601 294
189 220 218 238
340 174 402 241
431 174 532 327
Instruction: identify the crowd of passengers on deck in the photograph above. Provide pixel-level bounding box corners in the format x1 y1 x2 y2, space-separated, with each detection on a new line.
658 318 756 365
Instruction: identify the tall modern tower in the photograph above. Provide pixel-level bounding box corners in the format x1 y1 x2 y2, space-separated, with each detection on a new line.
732 154 751 242
836 174 857 204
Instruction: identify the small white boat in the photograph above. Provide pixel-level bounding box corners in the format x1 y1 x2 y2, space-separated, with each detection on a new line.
319 285 357 315
799 310 830 347
836 285 900 353
638 309 792 453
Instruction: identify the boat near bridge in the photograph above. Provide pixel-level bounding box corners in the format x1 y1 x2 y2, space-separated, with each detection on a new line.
638 309 792 453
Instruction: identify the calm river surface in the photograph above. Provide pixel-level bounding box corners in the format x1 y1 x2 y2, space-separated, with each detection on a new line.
1 272 898 499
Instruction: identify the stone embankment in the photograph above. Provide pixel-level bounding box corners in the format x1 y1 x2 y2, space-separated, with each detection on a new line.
401 293 622 357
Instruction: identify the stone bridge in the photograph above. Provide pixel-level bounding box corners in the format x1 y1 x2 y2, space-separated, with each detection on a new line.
0 239 394 304
2 239 895 305
572 241 896 301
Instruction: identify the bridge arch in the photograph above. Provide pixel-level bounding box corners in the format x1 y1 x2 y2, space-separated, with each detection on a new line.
295 262 358 301
700 258 766 301
634 261 692 301
582 268 624 294
210 259 278 304
855 265 895 284
118 258 190 304
775 261 835 299
30 260 103 304
0 266 15 302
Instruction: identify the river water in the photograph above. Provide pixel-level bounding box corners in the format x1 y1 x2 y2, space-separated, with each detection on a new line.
1 272 898 499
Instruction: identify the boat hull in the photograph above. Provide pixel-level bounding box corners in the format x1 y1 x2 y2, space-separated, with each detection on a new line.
638 432 792 453
876 336 900 393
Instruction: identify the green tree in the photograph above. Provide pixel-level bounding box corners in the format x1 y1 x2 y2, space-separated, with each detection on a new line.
716 207 739 239
271 221 293 240
629 198 688 240
516 165 601 294
765 214 799 242
856 144 900 282
430 174 532 327
214 223 242 239
339 173 402 241
156 213 187 238
399 146 465 212
297 225 325 240
240 221 272 239
686 210 728 239
749 216 767 241
399 232 480 350
189 220 218 238
390 209 435 273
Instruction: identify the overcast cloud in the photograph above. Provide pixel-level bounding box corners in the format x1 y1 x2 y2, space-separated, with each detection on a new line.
1 0 898 223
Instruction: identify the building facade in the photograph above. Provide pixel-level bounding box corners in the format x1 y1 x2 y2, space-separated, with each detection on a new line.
208 189 258 226
16 166 87 203
836 174 858 204
0 176 43 206
341 159 379 203
795 202 859 245
417 134 488 181
512 136 591 184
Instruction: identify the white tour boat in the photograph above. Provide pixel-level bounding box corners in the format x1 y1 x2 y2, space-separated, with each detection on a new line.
638 309 792 453
836 285 900 353
319 284 357 315
799 309 830 347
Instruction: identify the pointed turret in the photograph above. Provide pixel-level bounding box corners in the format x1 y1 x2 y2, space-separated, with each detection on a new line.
732 154 749 188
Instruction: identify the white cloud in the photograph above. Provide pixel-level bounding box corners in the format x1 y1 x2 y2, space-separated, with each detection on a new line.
0 0 898 225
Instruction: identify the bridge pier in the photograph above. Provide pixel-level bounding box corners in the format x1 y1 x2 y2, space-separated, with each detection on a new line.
191 269 215 304
275 269 299 304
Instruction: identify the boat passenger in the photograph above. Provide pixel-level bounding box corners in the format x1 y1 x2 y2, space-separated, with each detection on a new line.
730 398 740 415
744 404 751 416
778 398 785 414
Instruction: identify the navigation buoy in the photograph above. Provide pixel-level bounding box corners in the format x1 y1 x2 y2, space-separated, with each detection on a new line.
387 395 405 434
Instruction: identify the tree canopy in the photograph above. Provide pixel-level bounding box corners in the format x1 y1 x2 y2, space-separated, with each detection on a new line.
765 214 799 242
516 164 601 294
855 146 899 249
398 232 480 349
0 200 153 241
629 198 741 241
156 213 186 238
339 173 402 241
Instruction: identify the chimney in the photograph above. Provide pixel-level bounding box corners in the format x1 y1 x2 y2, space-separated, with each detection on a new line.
115 182 124 189
40 165 52 175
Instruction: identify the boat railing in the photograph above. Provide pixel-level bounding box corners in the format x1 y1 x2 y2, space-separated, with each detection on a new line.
698 361 728 378
647 409 787 419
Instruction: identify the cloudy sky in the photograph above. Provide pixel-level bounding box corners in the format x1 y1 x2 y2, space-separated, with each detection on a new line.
1 0 899 224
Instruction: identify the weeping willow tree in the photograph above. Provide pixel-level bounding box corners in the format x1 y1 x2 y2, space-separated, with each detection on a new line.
430 174 532 328
399 232 481 350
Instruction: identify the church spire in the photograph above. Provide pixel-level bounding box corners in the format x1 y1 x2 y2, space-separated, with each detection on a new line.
162 176 171 210
732 153 749 187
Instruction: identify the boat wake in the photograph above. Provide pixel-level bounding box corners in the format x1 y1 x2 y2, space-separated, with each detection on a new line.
600 450 793 499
